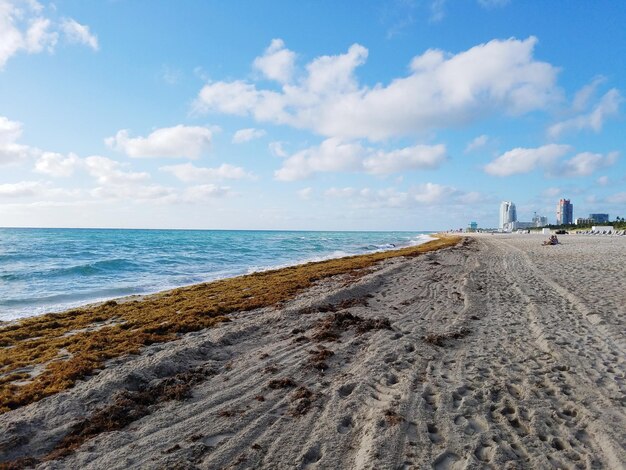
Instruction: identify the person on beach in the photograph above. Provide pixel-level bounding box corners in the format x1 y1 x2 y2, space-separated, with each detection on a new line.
543 235 559 246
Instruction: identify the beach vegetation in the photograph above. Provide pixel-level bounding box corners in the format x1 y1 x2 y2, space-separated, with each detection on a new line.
0 235 460 413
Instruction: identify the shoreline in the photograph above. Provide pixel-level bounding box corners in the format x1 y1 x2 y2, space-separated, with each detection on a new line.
0 235 459 414
0 231 435 322
1 234 624 468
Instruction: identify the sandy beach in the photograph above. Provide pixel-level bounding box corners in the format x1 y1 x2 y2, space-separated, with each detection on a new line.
1 234 625 469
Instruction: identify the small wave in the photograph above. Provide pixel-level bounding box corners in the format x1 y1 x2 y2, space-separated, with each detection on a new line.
0 258 140 282
408 234 434 246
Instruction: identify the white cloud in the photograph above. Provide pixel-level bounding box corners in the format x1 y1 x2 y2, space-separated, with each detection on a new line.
0 115 36 165
297 187 312 200
160 162 255 182
269 141 288 157
105 125 214 159
160 65 182 85
430 0 446 22
0 180 81 200
596 175 609 186
90 183 173 201
0 180 43 197
561 151 618 177
61 18 98 50
325 187 409 208
232 127 266 144
0 1 96 69
542 187 561 197
571 76 606 112
84 155 150 185
362 144 447 175
181 184 231 202
253 38 296 84
194 37 560 141
606 192 626 204
484 144 571 176
324 183 474 209
34 151 81 177
412 182 454 204
548 89 622 138
465 134 489 153
275 139 446 181
275 138 362 181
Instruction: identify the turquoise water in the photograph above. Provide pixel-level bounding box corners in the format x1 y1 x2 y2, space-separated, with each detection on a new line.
0 228 432 320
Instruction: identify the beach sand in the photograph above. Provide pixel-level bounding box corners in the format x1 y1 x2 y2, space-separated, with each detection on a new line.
1 234 624 469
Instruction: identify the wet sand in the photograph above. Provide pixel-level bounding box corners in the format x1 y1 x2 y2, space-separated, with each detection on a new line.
1 234 624 469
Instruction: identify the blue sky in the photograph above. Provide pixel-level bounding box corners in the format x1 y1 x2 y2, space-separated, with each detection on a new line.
0 0 624 230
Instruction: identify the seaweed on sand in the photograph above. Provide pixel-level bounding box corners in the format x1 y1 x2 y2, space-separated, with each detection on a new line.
0 236 461 413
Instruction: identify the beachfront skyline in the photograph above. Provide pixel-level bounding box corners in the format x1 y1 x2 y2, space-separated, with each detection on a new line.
1 1 625 230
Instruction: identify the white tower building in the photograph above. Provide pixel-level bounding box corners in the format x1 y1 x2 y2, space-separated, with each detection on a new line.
499 201 517 230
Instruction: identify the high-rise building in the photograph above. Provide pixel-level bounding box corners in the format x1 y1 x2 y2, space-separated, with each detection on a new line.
500 201 517 229
589 213 609 223
556 199 573 225
532 213 548 227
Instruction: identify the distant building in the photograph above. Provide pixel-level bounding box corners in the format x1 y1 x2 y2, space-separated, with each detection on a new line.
500 201 517 230
467 221 478 232
556 199 573 225
532 213 548 227
589 213 609 223
576 217 594 225
504 221 534 231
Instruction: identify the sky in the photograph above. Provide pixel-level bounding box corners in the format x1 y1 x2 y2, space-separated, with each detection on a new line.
0 0 625 231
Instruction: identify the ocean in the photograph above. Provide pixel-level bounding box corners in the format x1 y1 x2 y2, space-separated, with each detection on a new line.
0 228 433 321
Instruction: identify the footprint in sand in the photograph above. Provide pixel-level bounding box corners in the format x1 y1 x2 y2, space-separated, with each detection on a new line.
338 383 356 397
427 423 443 443
301 443 322 468
474 443 495 463
433 451 460 470
421 387 438 412
337 416 353 434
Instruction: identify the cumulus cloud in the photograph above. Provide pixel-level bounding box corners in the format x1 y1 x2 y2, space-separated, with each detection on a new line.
253 38 296 84
275 138 362 181
484 144 571 176
80 157 232 203
90 183 173 201
160 162 255 182
548 89 622 138
180 184 231 203
560 151 618 177
0 180 80 201
194 37 559 141
323 183 475 209
105 125 214 159
60 18 98 50
275 139 446 181
0 180 43 197
34 151 81 177
232 128 266 144
84 155 150 185
0 115 34 164
465 134 489 153
0 0 97 69
362 144 447 175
